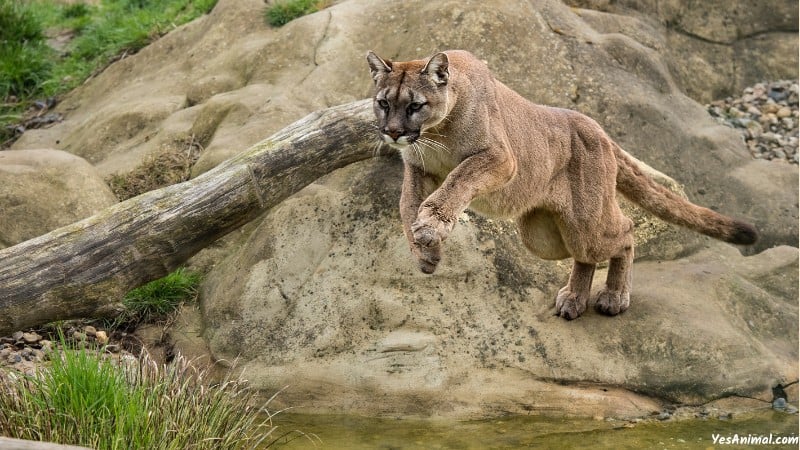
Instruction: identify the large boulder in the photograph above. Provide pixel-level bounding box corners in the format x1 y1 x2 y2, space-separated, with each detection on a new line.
565 0 799 102
0 149 117 249
7 0 797 418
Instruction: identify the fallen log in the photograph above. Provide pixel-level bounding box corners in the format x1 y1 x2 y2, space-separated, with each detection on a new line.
0 99 378 336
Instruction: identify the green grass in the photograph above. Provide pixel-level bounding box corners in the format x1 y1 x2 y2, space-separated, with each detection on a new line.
114 267 201 327
0 345 286 449
0 1 53 99
0 0 218 147
265 0 330 27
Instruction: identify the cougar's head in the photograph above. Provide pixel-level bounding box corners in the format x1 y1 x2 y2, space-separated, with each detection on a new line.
366 51 450 148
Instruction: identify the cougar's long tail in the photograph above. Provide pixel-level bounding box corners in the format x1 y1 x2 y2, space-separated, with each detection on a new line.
613 144 758 245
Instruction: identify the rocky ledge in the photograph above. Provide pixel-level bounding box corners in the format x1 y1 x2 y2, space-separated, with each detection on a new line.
707 80 799 163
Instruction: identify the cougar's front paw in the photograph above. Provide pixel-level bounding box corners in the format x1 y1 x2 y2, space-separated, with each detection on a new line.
594 289 630 316
555 286 588 320
411 221 440 248
412 208 452 248
412 243 441 274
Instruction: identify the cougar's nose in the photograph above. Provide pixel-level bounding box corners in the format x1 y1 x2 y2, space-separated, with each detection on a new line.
384 127 403 141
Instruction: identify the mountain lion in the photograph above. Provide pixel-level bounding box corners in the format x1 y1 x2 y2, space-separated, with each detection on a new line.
366 49 758 320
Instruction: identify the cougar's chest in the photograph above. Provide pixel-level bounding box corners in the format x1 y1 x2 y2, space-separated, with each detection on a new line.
400 143 458 180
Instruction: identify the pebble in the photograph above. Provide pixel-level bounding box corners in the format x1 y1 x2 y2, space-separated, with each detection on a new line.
96 330 109 344
22 332 41 344
707 80 798 164
773 397 787 410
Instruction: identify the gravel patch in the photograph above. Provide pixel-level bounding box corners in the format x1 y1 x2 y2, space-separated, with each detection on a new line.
0 324 135 376
707 80 799 164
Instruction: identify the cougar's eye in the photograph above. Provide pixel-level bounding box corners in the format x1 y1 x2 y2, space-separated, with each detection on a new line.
377 99 389 110
408 102 425 113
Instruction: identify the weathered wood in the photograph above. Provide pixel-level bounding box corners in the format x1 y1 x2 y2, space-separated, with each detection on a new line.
0 437 91 450
0 99 378 335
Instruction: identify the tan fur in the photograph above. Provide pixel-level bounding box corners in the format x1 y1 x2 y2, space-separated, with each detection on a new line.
366 50 758 319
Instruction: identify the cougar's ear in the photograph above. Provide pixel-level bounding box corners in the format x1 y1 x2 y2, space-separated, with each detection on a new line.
422 52 449 85
366 51 392 84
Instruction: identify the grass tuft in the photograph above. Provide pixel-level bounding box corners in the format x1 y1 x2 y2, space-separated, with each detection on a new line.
265 0 330 27
114 268 201 328
0 346 284 449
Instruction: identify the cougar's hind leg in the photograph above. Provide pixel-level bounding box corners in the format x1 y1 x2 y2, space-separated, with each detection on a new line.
555 261 596 320
594 229 634 316
517 210 594 320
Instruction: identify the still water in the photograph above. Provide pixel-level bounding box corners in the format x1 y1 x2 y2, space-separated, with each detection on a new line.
268 410 798 449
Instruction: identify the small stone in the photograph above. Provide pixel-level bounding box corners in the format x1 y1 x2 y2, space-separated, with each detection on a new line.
22 332 41 344
72 331 87 341
762 103 780 114
773 397 787 410
776 107 792 118
39 339 52 351
83 326 97 337
95 330 109 345
11 331 23 341
732 118 752 129
768 88 788 102
30 349 45 362
7 353 22 364
746 106 762 116
0 348 10 359
657 411 671 420
761 132 780 144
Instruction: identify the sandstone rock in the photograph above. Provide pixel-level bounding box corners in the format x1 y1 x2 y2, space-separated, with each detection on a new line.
0 149 118 249
568 0 798 102
193 157 797 417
